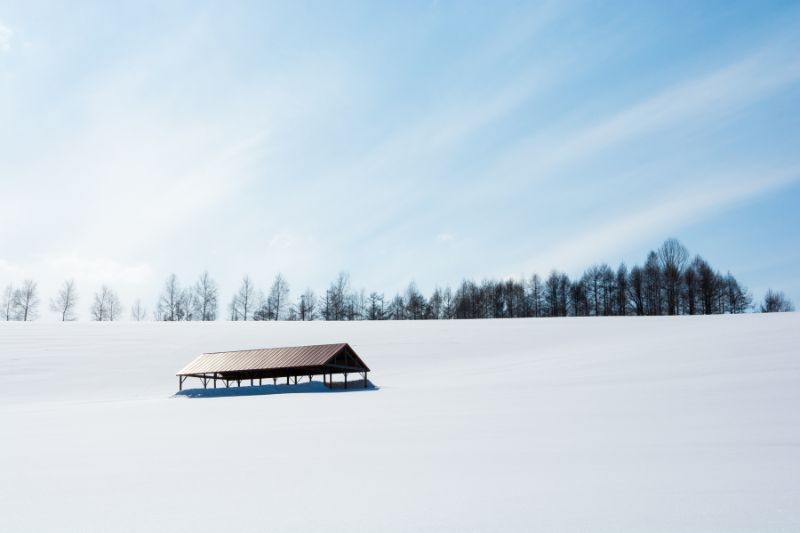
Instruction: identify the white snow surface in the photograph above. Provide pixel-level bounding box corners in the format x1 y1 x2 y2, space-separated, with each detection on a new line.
1 314 799 532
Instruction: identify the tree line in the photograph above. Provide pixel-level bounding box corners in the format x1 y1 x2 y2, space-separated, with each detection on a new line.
1 239 795 322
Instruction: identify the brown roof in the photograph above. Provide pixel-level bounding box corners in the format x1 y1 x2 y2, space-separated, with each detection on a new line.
177 343 368 376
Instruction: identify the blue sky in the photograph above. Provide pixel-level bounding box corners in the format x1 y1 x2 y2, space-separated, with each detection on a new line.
1 1 799 317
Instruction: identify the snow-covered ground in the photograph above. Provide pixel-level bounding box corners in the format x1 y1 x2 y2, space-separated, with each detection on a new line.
1 314 798 532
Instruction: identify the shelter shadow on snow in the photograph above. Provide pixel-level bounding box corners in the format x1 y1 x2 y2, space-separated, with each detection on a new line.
174 379 377 399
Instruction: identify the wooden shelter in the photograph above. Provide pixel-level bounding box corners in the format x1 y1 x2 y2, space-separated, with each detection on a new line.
176 343 370 391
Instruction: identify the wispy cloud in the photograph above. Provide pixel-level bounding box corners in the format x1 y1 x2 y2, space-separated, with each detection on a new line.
0 21 12 53
518 166 800 274
286 4 572 255
487 32 800 186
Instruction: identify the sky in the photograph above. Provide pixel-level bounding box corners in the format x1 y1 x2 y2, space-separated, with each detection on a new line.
1 1 799 319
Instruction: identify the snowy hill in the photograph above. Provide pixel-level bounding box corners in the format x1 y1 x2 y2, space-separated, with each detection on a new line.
1 314 798 532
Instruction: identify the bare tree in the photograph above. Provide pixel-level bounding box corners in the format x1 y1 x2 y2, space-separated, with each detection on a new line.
570 278 589 316
658 238 689 315
50 279 78 321
683 264 698 315
366 291 385 320
760 289 794 312
350 289 367 320
326 272 351 320
14 280 40 321
528 274 543 317
90 288 106 321
252 289 271 321
643 251 663 315
441 287 455 319
1 284 15 320
267 273 290 320
91 285 121 321
388 293 406 320
297 288 317 321
454 280 480 319
405 282 425 320
157 274 183 321
427 288 442 319
107 289 122 321
627 266 645 316
583 265 602 316
615 263 629 316
231 275 255 321
539 272 571 317
193 270 218 321
693 256 717 314
131 299 147 321
723 273 752 314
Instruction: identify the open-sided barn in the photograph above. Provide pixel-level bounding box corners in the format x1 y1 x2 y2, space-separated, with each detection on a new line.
176 342 370 391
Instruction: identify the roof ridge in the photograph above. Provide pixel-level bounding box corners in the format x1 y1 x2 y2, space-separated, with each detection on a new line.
201 342 348 356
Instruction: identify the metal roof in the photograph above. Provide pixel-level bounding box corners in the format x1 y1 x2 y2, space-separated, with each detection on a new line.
176 343 367 376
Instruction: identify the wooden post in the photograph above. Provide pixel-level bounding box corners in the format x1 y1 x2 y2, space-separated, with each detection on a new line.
273 377 277 386
178 376 182 391
214 377 217 389
259 378 262 386
345 373 348 389
364 372 368 388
